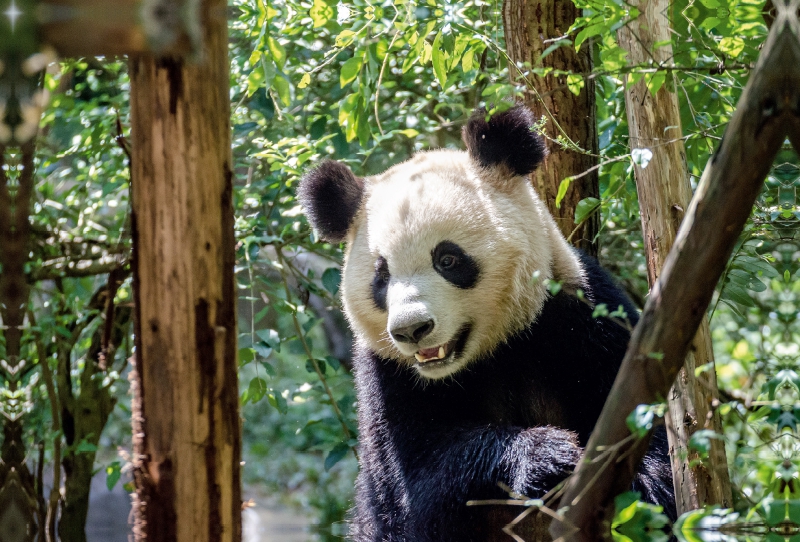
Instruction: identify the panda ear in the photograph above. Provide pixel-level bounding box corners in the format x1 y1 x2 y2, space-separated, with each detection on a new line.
298 160 365 243
462 105 547 177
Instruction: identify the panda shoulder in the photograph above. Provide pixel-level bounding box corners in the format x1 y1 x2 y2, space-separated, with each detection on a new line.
572 249 640 326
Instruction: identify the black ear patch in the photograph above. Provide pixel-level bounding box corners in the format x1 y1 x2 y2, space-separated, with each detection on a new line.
298 160 364 242
462 105 547 177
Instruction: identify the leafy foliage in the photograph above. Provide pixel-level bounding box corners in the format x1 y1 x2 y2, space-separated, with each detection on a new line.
3 0 798 538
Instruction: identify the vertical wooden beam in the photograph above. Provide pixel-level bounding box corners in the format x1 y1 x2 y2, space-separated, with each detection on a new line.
128 0 241 538
503 0 600 255
617 0 732 513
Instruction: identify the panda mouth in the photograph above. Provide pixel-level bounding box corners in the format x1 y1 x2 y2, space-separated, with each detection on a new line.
414 343 454 364
413 324 472 366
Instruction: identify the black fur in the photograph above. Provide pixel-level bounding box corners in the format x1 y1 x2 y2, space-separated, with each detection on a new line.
432 241 481 289
371 257 389 311
462 105 548 177
298 160 364 242
350 250 675 541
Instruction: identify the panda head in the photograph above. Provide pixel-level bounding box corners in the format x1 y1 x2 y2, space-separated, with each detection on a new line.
298 105 583 380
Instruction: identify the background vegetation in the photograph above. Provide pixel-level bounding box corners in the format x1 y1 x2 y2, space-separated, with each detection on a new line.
3 0 798 539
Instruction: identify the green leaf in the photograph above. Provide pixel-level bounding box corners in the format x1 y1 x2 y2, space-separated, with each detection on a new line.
259 360 276 377
745 276 766 292
574 197 600 225
541 39 572 60
298 73 311 89
721 282 755 307
325 442 350 470
325 356 341 372
733 256 780 277
256 329 281 352
322 267 342 295
574 22 607 50
431 32 448 87
420 40 433 65
612 491 668 542
309 0 333 28
555 177 573 208
340 56 363 88
246 68 265 97
461 48 475 71
718 37 745 57
248 377 268 403
273 74 291 107
688 429 722 458
106 461 122 490
268 389 288 414
75 440 98 453
253 341 272 358
335 30 356 47
239 347 256 366
566 74 584 96
302 317 319 333
646 71 666 96
267 36 286 70
626 403 666 438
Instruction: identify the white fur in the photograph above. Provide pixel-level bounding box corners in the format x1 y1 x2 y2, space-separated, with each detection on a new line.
340 150 583 379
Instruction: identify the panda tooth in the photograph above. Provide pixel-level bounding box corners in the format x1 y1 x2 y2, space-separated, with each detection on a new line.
438 346 445 358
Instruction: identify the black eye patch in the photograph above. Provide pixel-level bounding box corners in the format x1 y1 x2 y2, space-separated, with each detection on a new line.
372 256 390 311
431 241 480 289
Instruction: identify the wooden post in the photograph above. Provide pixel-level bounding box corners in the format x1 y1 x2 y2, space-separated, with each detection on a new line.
550 0 800 538
503 0 600 255
128 0 241 538
617 0 732 513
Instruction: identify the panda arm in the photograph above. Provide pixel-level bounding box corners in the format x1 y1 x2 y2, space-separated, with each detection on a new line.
373 424 581 540
405 424 582 509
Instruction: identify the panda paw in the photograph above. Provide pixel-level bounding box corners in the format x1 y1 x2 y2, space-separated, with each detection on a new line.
505 426 582 498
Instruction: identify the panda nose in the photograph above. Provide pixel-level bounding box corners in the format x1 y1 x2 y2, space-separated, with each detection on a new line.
391 319 435 344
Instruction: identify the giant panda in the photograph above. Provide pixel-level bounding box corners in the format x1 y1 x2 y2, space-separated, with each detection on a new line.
298 105 675 541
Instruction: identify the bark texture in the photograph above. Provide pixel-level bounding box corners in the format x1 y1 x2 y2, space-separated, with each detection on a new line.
128 0 241 538
551 5 800 539
40 0 196 57
503 0 599 255
617 0 732 513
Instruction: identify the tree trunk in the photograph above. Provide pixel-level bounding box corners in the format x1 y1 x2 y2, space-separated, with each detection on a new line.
617 0 732 513
128 0 242 538
58 287 130 542
503 0 599 256
551 10 800 538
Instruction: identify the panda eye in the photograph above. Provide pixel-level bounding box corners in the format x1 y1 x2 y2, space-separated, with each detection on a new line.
439 254 458 269
375 257 390 282
432 241 480 289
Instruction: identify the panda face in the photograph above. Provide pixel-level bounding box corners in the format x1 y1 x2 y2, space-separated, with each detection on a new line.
340 150 557 379
299 106 584 380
